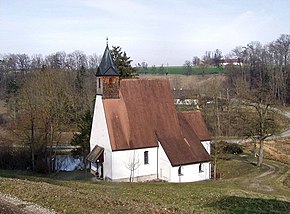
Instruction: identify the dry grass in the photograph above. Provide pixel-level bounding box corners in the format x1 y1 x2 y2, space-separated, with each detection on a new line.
264 139 290 164
0 155 289 214
0 100 7 114
139 74 227 92
242 138 290 165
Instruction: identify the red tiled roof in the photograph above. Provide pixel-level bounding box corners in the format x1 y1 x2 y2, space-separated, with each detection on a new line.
103 79 210 166
177 112 211 163
179 111 210 141
222 59 240 63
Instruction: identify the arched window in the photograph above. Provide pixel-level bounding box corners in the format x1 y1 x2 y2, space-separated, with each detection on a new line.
178 166 183 176
98 78 101 89
144 151 149 164
199 163 204 173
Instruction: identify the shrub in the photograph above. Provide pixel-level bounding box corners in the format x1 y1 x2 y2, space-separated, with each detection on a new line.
223 143 243 154
0 145 30 169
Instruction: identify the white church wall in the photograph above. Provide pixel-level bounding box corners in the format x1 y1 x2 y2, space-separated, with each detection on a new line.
170 162 211 183
110 142 211 183
201 140 211 155
158 142 171 181
111 147 158 181
89 95 112 179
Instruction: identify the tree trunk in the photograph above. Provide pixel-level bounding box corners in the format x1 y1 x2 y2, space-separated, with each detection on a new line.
213 161 217 180
31 120 35 171
257 140 264 167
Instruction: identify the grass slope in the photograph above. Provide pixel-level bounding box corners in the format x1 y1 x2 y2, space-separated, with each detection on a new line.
137 66 224 75
0 155 289 214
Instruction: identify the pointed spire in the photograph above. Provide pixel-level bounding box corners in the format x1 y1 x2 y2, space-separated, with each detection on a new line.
96 39 120 77
106 37 108 46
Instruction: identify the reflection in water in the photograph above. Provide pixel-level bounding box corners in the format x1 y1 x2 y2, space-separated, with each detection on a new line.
54 155 88 171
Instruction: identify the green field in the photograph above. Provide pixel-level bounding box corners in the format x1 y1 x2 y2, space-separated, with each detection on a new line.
0 152 289 214
137 66 224 75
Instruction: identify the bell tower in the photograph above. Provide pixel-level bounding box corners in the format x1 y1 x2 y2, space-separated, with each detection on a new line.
96 39 120 99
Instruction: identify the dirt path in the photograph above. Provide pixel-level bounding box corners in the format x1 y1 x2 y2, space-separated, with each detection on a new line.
0 199 24 214
256 162 279 179
247 161 288 193
0 192 57 214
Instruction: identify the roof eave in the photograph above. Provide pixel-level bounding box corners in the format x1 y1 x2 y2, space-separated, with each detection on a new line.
111 145 158 152
171 159 211 167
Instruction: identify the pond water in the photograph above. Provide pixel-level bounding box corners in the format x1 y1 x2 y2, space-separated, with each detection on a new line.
54 155 88 171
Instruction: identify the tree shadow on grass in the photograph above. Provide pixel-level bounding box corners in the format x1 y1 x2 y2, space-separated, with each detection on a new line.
207 196 290 214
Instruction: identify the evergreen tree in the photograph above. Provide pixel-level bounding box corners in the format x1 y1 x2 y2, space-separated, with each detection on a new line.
71 110 92 169
111 46 137 78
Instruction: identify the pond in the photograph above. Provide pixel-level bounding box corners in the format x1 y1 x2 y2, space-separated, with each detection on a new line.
54 155 88 171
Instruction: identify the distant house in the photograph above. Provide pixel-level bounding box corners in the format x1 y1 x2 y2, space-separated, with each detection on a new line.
221 59 242 66
87 44 211 182
172 89 199 106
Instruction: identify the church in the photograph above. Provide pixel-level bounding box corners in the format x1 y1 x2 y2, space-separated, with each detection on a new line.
87 43 211 182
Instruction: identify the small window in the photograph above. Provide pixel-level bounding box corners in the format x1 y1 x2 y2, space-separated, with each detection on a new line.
144 151 149 164
98 78 101 88
178 166 183 176
199 163 204 173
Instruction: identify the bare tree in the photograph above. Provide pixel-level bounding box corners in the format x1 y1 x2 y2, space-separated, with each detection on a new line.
213 49 222 67
228 36 290 105
192 56 200 66
203 78 224 179
183 60 192 75
14 69 87 172
233 78 282 167
87 53 100 70
269 34 290 105
31 54 44 70
45 52 67 69
17 54 31 76
202 51 213 65
125 150 141 182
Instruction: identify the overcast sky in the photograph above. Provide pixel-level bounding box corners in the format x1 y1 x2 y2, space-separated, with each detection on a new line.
1 0 289 65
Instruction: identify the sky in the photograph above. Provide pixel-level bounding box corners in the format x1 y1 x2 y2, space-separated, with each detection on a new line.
1 0 290 65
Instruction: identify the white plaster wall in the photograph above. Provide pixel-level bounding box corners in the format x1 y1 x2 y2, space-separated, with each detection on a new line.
156 142 212 183
201 140 211 155
158 142 171 181
89 95 112 180
110 141 213 183
202 162 211 180
201 141 211 180
111 147 158 181
170 162 211 183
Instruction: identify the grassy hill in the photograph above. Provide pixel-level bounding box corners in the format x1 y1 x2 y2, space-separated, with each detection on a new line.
0 149 289 214
137 66 224 75
139 74 228 92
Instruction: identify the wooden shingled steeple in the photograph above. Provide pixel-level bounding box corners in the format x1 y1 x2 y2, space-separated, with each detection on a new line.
96 39 120 99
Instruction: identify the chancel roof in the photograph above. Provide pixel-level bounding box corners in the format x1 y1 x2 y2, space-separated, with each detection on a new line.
103 79 210 166
96 44 119 76
179 111 210 141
